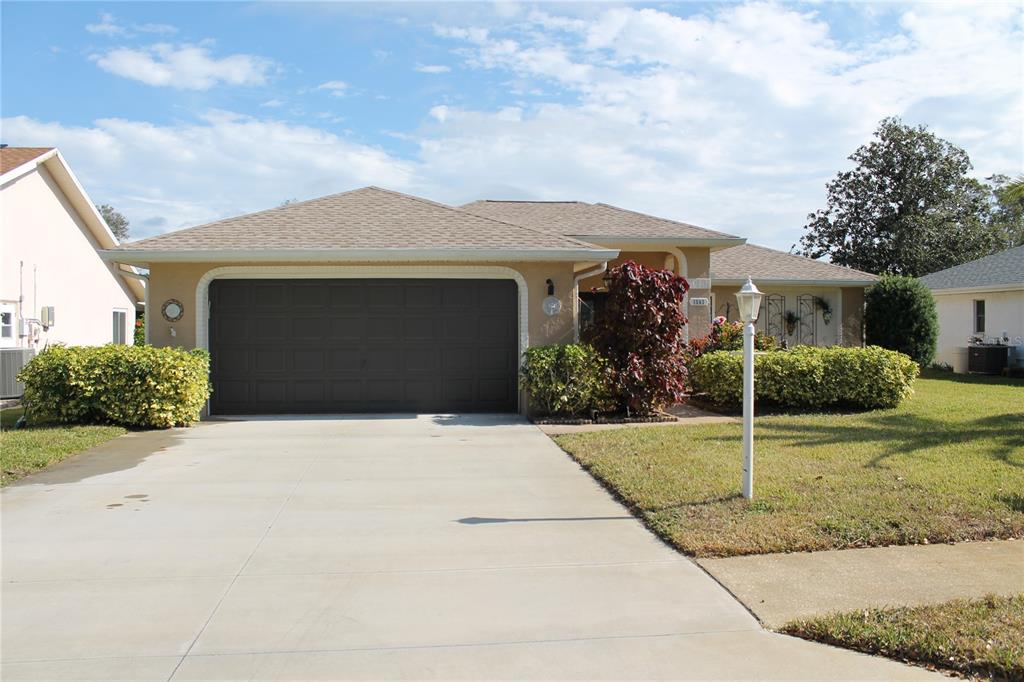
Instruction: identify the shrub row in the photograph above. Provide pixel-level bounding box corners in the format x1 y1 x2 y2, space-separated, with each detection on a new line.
18 344 211 428
519 344 613 416
690 345 919 410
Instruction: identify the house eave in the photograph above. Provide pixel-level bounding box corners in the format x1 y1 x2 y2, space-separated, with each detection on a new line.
99 247 622 266
711 277 877 287
926 283 1024 295
570 236 745 250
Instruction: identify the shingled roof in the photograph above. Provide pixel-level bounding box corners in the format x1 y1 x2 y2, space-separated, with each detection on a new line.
710 243 877 286
460 200 742 243
108 187 618 263
0 147 54 174
919 245 1024 291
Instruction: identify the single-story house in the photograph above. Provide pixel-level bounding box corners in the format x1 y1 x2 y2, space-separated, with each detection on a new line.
709 243 877 347
920 245 1024 373
100 186 872 415
0 147 145 396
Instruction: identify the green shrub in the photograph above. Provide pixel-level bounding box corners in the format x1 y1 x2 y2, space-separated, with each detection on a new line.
133 315 145 346
690 346 919 410
865 275 938 366
519 344 613 416
18 344 211 428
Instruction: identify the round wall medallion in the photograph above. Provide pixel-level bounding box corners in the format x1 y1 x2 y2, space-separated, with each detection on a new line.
161 299 184 322
542 296 562 317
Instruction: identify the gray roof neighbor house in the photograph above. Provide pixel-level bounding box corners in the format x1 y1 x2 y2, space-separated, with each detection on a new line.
919 245 1024 291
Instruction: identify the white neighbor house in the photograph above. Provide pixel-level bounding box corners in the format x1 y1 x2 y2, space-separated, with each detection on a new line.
919 245 1024 373
0 147 144 394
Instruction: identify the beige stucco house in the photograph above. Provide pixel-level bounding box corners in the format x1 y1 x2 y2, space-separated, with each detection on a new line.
0 147 144 395
709 243 876 347
920 245 1024 373
100 186 874 415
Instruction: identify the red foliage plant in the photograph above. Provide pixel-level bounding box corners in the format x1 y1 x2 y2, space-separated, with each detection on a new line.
586 260 690 414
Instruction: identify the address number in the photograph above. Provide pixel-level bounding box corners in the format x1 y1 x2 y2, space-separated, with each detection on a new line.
689 297 710 306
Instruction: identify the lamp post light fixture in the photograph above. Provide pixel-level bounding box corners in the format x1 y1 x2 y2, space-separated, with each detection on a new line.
736 276 763 500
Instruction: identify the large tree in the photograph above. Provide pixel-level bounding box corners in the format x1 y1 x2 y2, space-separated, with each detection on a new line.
800 117 1002 277
97 204 130 242
988 174 1024 248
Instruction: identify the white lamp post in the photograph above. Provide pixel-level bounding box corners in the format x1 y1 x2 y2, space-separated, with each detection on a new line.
736 276 763 500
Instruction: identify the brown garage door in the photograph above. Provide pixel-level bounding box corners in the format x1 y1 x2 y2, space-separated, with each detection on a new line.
209 279 518 414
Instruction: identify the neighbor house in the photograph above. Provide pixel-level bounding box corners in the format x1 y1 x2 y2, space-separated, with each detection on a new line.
99 186 870 416
920 245 1024 373
708 243 877 347
0 147 144 396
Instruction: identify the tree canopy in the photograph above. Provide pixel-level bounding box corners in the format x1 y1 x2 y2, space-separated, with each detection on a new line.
800 118 1012 277
97 204 130 242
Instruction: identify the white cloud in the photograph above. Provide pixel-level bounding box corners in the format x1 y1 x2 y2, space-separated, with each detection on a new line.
315 80 349 97
260 99 286 108
94 43 274 90
86 13 125 36
0 112 416 239
85 13 178 37
136 23 178 35
419 3 1024 247
14 3 1024 252
415 63 451 74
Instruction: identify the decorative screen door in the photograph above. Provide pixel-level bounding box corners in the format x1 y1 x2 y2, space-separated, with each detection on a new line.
765 295 785 343
797 295 817 346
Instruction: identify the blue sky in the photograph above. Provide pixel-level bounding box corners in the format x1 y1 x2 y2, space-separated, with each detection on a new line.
2 2 1022 248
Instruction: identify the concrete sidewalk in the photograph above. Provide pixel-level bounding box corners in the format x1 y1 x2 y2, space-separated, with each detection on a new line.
700 539 1024 627
2 415 937 680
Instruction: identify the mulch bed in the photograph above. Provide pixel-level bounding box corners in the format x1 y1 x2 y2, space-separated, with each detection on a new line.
531 413 677 425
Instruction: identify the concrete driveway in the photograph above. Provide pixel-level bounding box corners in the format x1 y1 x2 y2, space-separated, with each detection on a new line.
2 415 935 680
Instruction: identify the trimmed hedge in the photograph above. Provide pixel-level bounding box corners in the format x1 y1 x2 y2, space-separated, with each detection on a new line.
690 346 919 410
519 344 614 416
18 344 211 428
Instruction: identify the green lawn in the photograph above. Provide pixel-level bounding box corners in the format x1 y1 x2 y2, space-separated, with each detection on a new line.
0 408 126 486
553 370 1024 557
783 594 1024 680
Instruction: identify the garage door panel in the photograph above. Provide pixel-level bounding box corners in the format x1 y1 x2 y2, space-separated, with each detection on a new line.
289 282 328 307
366 317 402 339
253 349 286 372
293 350 325 372
329 318 364 340
366 284 402 307
210 279 517 414
329 283 363 308
403 317 437 340
253 283 289 307
293 381 326 403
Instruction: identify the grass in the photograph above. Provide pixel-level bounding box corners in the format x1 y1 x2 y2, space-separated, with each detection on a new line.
0 407 126 486
783 594 1024 680
553 370 1024 557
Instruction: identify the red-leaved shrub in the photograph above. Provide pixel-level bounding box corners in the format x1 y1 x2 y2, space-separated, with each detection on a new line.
586 261 689 414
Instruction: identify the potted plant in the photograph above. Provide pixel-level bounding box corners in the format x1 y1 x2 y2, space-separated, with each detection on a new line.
816 298 833 325
784 310 799 336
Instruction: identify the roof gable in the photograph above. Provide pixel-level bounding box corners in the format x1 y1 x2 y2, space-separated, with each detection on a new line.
460 199 741 242
115 187 614 260
919 245 1024 291
0 147 53 174
710 243 877 285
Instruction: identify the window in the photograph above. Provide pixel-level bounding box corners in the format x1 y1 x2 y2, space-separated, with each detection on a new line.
0 304 15 348
112 310 127 344
578 291 608 336
974 300 985 334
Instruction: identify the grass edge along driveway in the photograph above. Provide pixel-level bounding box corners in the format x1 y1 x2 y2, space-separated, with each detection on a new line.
0 408 126 486
553 370 1024 558
783 594 1024 681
